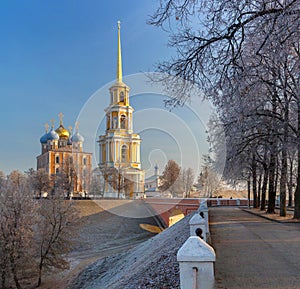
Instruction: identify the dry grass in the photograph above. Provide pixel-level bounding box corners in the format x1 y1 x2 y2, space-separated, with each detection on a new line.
244 208 300 223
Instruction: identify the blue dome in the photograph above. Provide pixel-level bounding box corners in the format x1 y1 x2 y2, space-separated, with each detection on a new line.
40 133 48 144
47 128 59 141
71 132 84 143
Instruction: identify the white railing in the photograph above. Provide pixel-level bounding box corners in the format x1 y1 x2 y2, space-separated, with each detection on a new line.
177 199 215 289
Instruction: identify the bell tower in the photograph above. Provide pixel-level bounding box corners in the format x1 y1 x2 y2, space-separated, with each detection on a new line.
98 22 144 198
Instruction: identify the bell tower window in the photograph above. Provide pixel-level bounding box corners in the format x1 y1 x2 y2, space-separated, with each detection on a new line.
121 114 126 129
113 116 118 128
121 145 128 162
55 156 60 164
120 91 124 103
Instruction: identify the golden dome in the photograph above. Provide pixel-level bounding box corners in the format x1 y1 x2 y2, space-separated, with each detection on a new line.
55 125 70 139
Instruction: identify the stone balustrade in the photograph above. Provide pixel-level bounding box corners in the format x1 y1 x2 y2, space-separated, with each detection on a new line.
177 199 216 289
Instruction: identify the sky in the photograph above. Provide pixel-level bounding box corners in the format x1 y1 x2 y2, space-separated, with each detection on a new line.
0 0 217 177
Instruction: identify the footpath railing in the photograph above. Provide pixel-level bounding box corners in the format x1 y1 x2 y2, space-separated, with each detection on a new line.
177 199 215 289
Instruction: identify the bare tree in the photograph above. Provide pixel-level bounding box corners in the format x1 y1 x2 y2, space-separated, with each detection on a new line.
0 171 6 190
35 196 80 287
90 168 105 198
0 170 82 288
159 160 181 197
27 168 50 198
150 0 300 218
182 168 195 198
0 171 36 289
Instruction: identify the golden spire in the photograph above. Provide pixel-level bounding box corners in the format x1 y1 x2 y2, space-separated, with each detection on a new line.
68 125 73 134
116 20 122 83
75 121 79 131
58 112 64 125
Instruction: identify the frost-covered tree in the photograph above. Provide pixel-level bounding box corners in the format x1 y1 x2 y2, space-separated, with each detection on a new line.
150 0 300 217
159 160 181 197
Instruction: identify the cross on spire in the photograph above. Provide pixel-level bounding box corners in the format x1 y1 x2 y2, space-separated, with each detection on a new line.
75 121 79 131
58 112 64 125
44 123 49 132
50 119 55 128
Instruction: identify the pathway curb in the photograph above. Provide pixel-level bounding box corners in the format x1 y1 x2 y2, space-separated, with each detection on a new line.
242 208 299 223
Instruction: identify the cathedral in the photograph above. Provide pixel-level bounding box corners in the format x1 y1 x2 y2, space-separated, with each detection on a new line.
98 21 145 198
37 113 92 197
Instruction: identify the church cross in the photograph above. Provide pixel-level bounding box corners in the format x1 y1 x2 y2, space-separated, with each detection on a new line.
58 112 64 125
44 123 49 132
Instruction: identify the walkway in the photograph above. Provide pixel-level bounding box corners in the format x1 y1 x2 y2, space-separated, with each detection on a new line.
210 207 300 289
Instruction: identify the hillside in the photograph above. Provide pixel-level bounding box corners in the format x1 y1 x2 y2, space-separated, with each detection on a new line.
69 213 191 289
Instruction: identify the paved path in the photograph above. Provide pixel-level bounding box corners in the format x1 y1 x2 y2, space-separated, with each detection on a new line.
210 207 300 289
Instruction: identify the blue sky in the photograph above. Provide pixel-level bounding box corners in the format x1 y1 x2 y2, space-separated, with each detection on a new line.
0 1 214 176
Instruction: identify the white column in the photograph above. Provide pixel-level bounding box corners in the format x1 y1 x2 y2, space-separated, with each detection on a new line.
189 213 207 242
99 143 102 164
116 141 119 162
198 199 210 238
177 236 215 289
128 113 132 131
137 143 140 162
106 141 110 162
112 141 115 163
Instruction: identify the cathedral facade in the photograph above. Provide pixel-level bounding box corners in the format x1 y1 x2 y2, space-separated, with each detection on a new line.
98 22 144 198
37 114 92 197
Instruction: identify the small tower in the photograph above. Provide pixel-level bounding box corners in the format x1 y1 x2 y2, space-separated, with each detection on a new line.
71 122 84 152
154 164 159 189
55 112 70 148
47 119 59 150
40 123 49 154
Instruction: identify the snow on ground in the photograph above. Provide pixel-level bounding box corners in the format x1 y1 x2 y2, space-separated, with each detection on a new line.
69 213 191 289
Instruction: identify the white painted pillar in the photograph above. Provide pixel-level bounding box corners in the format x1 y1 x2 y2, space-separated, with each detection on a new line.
99 143 102 164
198 200 209 239
177 236 215 289
189 213 207 242
106 142 109 162
137 143 140 162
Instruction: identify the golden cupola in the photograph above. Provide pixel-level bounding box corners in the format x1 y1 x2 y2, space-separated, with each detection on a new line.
55 112 70 139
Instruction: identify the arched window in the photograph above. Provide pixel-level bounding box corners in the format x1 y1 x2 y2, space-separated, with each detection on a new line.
120 114 126 129
121 145 128 162
120 91 124 102
55 156 59 164
83 157 87 165
113 116 118 128
56 167 59 174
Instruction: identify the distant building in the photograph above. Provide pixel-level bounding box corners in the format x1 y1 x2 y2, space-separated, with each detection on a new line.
37 114 92 197
98 22 144 198
145 164 161 196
